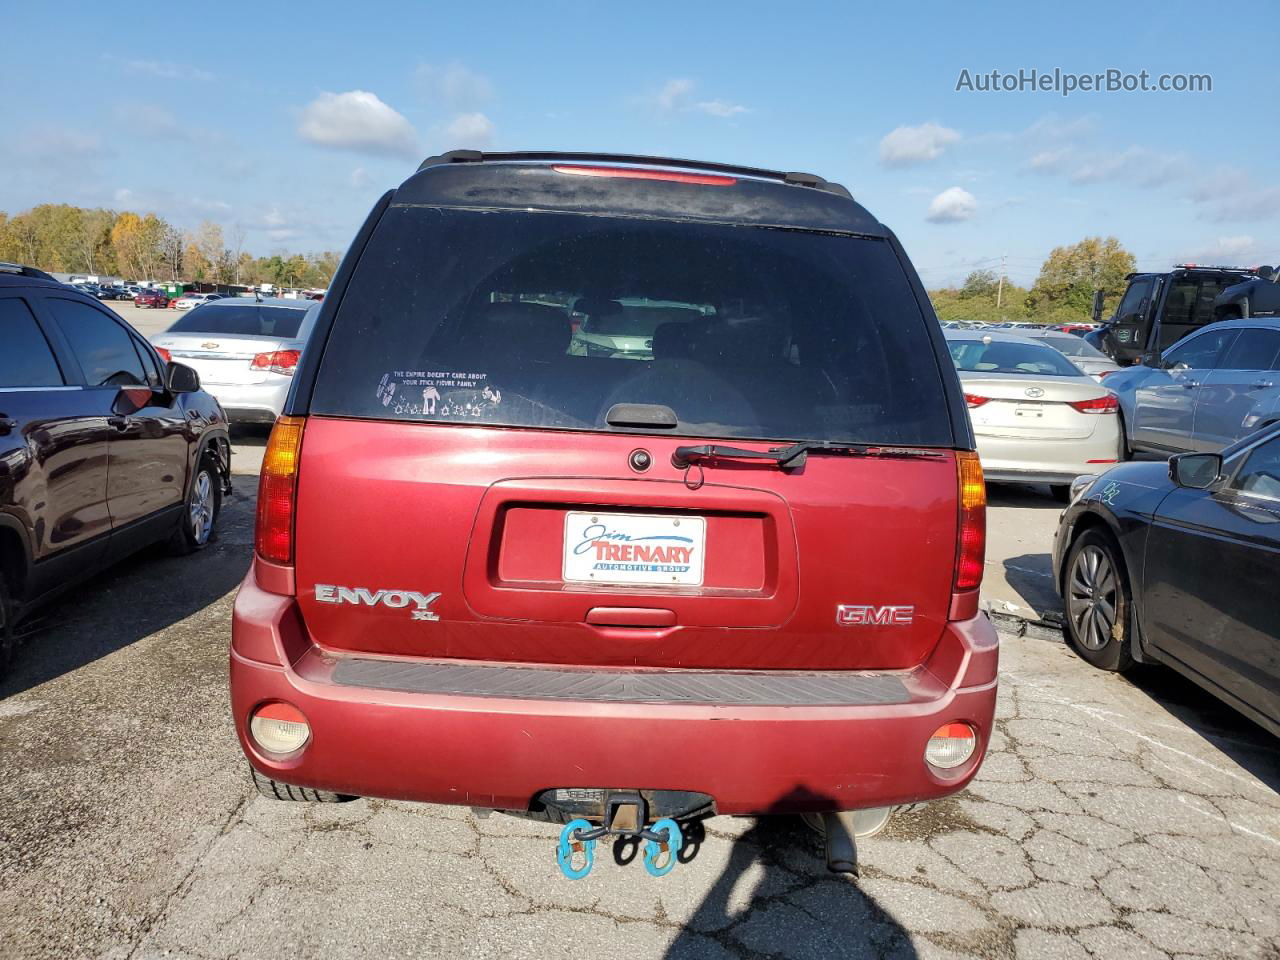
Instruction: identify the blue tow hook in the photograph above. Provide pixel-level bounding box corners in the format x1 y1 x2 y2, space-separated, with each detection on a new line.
556 818 596 879
643 818 683 877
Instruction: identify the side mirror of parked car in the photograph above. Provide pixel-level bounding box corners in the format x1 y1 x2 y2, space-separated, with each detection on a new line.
166 361 201 393
1091 289 1105 324
1169 452 1222 489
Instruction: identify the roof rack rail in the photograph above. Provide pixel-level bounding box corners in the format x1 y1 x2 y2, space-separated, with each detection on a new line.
415 150 852 199
0 262 56 281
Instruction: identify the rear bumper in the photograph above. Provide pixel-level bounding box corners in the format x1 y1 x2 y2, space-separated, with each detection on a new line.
230 565 999 815
203 380 289 422
976 426 1120 485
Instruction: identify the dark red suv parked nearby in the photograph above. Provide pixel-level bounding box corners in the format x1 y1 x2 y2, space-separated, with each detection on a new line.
231 152 997 872
134 288 170 309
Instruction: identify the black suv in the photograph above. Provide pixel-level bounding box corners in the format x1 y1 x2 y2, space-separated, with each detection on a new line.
0 263 232 673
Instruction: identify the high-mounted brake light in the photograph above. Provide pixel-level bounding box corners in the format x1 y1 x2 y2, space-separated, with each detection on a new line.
963 393 991 408
1069 394 1119 414
955 451 986 592
552 164 736 186
252 349 301 376
256 416 304 564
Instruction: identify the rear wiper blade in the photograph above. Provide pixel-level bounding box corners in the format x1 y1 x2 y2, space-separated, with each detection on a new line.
672 441 947 472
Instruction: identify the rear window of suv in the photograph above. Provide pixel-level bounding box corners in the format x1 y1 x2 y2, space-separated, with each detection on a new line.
310 206 954 446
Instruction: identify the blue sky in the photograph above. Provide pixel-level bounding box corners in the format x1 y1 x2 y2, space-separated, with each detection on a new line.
4 0 1276 286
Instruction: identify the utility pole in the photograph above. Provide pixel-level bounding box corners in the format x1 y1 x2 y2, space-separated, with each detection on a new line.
996 253 1006 309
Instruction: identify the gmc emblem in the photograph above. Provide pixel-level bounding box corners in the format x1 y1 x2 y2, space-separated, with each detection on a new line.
837 604 915 626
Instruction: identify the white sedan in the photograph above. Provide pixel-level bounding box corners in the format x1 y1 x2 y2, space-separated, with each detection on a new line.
174 292 223 310
944 331 1123 501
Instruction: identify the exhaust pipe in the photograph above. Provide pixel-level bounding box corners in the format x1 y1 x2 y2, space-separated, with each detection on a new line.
820 811 859 876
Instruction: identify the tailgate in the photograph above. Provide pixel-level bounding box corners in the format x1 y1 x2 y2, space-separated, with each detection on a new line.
292 418 959 670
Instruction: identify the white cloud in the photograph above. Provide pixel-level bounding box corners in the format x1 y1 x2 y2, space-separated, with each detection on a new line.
1190 166 1280 222
642 79 747 119
654 78 694 112
925 186 977 224
443 112 495 148
109 56 214 82
297 90 418 157
415 62 494 108
1184 235 1258 261
879 122 961 168
350 167 371 188
694 100 748 118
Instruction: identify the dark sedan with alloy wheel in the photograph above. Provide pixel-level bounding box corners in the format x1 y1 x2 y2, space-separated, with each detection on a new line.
1052 422 1280 737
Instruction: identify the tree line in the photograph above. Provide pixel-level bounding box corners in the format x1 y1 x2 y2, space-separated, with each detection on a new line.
929 236 1137 326
0 203 341 290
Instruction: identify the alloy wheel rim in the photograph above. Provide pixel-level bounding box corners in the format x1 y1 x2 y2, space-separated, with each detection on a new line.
1068 545 1117 650
189 471 214 545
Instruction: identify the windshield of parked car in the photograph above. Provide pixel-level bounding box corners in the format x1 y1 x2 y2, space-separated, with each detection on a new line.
948 337 1085 377
1032 334 1109 359
311 206 955 446
167 304 307 337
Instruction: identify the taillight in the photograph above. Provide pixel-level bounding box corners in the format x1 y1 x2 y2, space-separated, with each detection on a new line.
963 393 991 408
552 164 736 186
255 416 304 564
955 451 986 592
1068 394 1119 414
155 346 171 363
251 349 301 376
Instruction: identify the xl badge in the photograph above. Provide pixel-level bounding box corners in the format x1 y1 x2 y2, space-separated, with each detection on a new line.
314 584 441 621
837 604 914 626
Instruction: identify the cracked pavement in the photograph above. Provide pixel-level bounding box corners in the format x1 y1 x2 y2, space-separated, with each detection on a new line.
1 483 1277 959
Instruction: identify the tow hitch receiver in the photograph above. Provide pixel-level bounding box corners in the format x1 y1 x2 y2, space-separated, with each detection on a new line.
555 792 684 880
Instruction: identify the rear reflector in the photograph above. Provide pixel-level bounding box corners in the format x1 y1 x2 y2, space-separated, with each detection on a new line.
925 722 977 769
1069 394 1119 414
251 349 301 376
249 702 310 754
255 416 305 564
955 452 986 592
552 164 736 186
963 393 991 408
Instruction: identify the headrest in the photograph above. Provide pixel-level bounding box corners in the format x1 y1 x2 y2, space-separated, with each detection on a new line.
462 301 569 359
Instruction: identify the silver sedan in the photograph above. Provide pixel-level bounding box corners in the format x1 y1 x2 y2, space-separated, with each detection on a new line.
945 331 1123 500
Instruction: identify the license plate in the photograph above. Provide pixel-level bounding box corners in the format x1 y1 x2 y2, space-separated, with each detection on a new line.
563 511 706 586
1015 405 1043 418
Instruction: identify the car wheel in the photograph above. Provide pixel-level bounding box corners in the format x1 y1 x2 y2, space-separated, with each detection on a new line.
1050 484 1072 503
169 456 221 555
1117 411 1133 461
1063 528 1134 672
250 766 356 803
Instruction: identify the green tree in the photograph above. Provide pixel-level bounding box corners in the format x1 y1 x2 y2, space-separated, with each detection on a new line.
1028 236 1135 320
959 269 1000 300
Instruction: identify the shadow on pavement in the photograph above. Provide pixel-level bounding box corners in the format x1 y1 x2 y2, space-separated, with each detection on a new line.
1001 551 1062 618
665 789 917 959
0 478 255 700
1124 663 1280 794
985 482 1062 509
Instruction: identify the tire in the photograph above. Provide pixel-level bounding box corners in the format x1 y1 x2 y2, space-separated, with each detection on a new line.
250 766 356 803
1050 484 1072 503
168 455 221 555
1062 528 1135 672
0 570 15 680
1117 411 1133 462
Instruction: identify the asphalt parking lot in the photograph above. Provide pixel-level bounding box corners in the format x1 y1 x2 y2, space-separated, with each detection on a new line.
1 303 1276 959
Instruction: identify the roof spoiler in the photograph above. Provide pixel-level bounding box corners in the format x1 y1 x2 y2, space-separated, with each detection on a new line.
414 149 853 199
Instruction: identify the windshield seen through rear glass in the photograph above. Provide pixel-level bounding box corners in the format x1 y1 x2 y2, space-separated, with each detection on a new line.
167 304 306 338
1032 335 1109 359
948 338 1084 377
311 206 955 446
